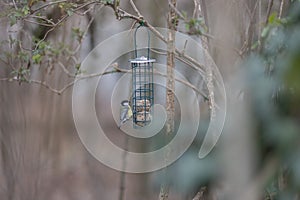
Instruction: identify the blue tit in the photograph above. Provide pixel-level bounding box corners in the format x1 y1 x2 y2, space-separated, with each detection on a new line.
118 100 133 128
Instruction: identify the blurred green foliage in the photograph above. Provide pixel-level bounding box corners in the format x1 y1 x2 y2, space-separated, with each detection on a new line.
246 1 300 199
168 1 300 199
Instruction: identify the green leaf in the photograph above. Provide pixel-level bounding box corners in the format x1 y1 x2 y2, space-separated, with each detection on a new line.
67 10 73 16
280 17 289 24
17 51 29 62
185 23 190 31
9 15 17 26
189 18 196 26
58 3 65 9
22 6 30 15
268 12 284 26
261 26 270 38
71 27 84 42
268 12 277 24
251 40 260 50
32 53 42 64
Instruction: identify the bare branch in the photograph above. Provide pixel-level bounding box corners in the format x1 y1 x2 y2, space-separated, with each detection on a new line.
28 15 56 26
200 0 208 25
1 66 210 101
242 0 253 17
129 0 142 18
168 0 185 20
193 0 200 19
20 1 103 51
245 0 260 53
192 187 207 200
5 1 220 102
12 0 18 9
114 67 209 101
181 40 188 55
23 19 54 27
74 3 98 16
57 62 76 78
156 70 209 101
29 79 63 94
31 0 68 14
0 77 10 81
150 34 208 78
175 50 205 76
279 0 285 19
33 14 69 51
73 1 99 12
31 68 119 95
258 0 262 42
118 136 129 200
73 6 100 53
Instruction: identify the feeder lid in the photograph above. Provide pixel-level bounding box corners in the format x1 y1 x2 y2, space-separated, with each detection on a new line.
129 56 156 63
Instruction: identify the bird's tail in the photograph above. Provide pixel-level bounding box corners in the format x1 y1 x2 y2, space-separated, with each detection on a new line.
118 119 125 129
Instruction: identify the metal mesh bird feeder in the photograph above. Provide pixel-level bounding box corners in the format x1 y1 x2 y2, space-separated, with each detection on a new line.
130 25 155 127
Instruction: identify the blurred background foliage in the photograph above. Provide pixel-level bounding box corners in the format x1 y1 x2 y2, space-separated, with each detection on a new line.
0 0 300 200
248 2 300 198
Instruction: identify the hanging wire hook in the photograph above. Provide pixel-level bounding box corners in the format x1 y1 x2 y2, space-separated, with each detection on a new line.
134 24 151 59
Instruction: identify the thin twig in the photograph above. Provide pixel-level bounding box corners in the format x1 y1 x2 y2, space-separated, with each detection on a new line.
151 47 204 77
31 68 119 95
57 61 76 78
152 47 223 102
279 0 285 19
175 50 206 76
73 1 99 12
23 19 54 27
200 0 209 32
29 1 101 51
29 79 63 94
182 40 188 55
245 0 260 53
0 78 10 81
1 66 210 100
31 0 68 14
258 0 262 43
168 0 185 20
115 67 209 101
28 15 56 26
150 48 167 55
193 0 199 19
118 136 129 200
129 0 142 18
12 0 18 9
74 3 97 16
5 1 221 101
242 0 253 17
73 6 99 53
156 70 209 101
33 13 69 51
192 187 207 200
0 57 14 70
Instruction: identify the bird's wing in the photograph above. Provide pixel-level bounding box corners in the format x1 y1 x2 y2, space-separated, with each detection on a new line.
120 106 129 121
127 106 133 118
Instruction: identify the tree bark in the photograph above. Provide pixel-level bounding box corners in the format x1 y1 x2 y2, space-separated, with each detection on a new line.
165 0 177 136
159 0 177 199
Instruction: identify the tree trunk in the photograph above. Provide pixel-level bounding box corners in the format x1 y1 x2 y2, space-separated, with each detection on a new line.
159 0 177 199
166 1 176 136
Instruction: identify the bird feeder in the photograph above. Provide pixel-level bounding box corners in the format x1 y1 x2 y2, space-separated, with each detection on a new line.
130 25 155 127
